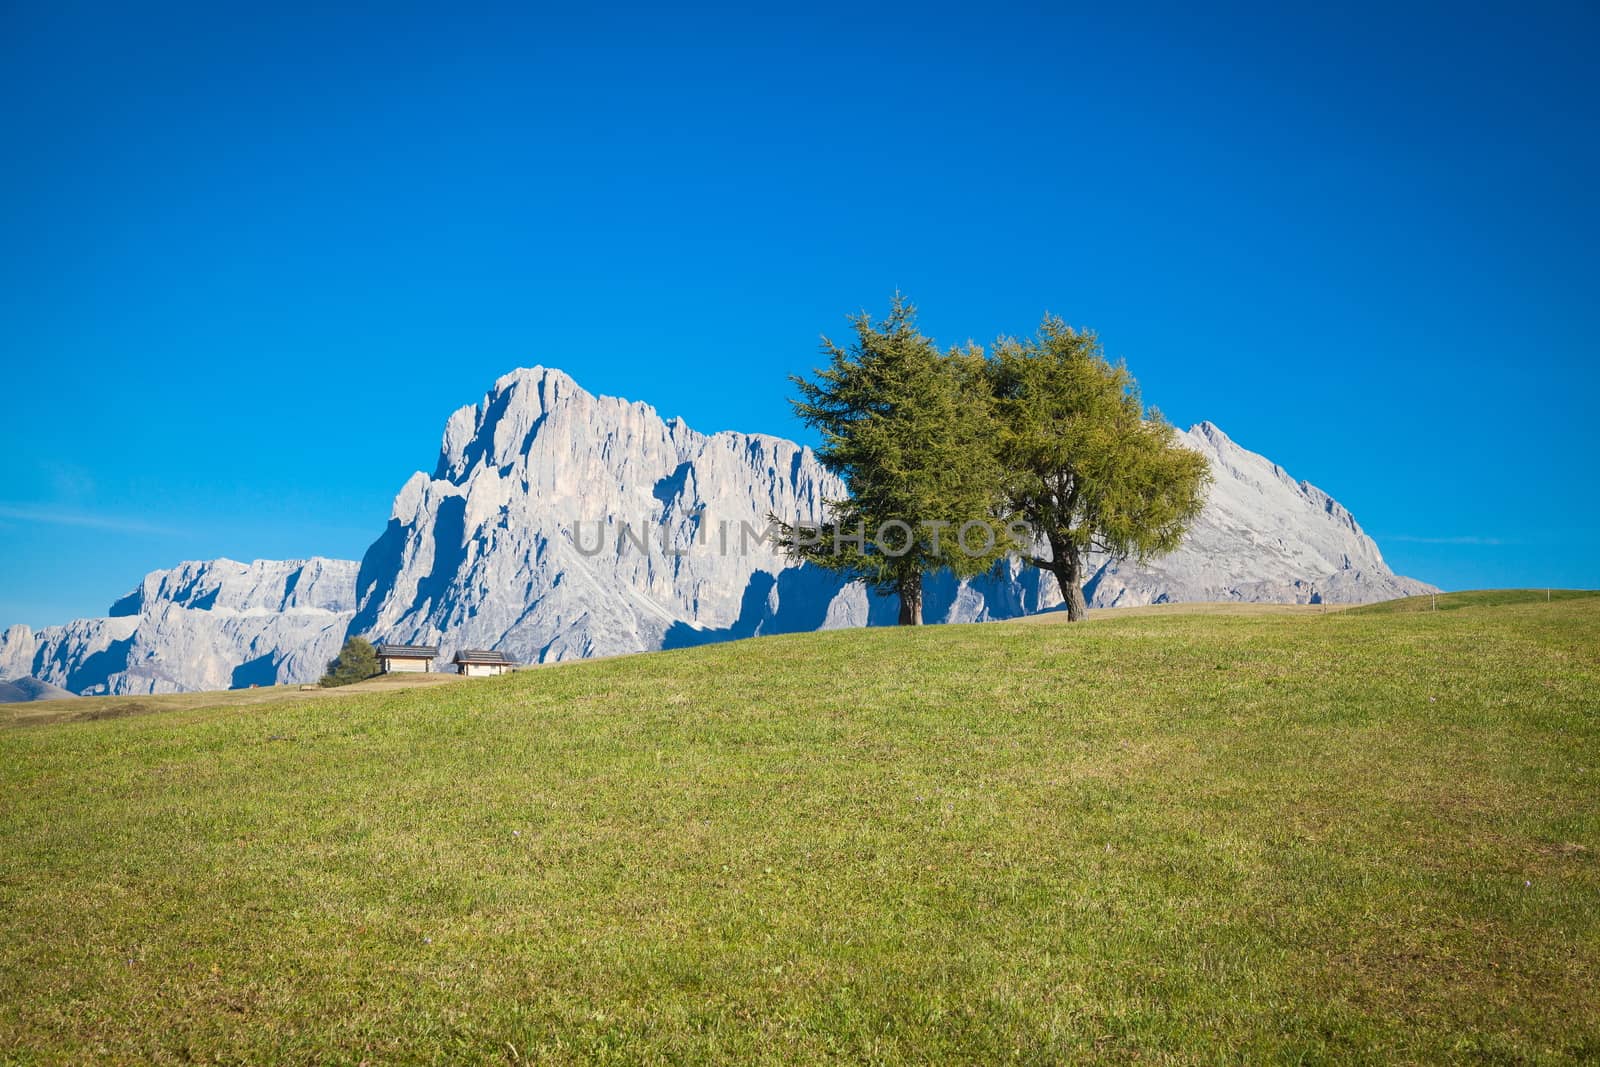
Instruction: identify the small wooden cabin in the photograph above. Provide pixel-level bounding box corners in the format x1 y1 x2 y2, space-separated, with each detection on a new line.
453 649 515 677
374 643 440 674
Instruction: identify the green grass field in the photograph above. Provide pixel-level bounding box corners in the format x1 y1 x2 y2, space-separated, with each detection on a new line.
3 596 1598 1064
0 670 467 730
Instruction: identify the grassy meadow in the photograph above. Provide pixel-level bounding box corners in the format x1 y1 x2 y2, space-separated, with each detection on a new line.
2 595 1598 1063
0 671 466 730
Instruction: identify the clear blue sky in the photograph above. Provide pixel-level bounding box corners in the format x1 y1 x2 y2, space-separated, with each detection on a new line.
3 2 1597 626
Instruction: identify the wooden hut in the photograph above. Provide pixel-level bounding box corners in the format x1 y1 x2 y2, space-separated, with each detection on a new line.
374 643 440 674
452 649 515 677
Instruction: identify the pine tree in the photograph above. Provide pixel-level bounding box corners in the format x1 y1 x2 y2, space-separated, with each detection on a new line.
780 296 1009 624
989 317 1210 621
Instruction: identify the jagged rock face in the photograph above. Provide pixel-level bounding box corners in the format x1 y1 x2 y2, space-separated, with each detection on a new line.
0 558 357 695
350 368 840 661
353 366 1435 663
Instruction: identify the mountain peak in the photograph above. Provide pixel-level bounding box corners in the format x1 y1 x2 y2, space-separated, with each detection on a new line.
1187 420 1235 446
490 364 577 394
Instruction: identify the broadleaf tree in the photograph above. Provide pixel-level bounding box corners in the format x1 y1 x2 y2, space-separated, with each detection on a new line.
320 636 379 688
989 316 1210 621
779 296 1010 624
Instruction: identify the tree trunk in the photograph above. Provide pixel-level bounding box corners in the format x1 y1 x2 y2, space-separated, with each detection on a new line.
897 572 923 626
1051 542 1089 622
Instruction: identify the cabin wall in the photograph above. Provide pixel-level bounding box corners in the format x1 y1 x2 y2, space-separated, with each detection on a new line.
459 663 507 677
382 657 429 673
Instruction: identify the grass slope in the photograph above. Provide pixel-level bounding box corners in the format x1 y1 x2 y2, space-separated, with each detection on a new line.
2 599 1597 1064
0 671 465 730
1348 589 1600 615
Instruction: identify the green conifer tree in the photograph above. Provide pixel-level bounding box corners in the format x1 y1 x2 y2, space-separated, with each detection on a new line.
780 296 1009 624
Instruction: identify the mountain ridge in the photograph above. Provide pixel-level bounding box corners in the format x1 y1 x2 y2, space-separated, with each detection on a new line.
0 366 1435 693
0 557 357 695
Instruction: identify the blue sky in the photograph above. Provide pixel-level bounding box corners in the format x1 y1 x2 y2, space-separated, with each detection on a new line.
2 2 1597 626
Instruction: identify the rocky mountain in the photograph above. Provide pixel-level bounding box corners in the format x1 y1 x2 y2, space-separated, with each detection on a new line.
0 558 356 695
0 366 1434 694
348 367 846 661
1080 420 1432 606
351 367 1434 664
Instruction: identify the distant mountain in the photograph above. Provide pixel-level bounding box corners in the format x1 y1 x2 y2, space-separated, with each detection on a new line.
0 366 1434 694
0 676 79 704
0 558 356 696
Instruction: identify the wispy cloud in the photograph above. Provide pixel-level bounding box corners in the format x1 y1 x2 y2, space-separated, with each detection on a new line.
0 504 177 537
41 461 96 502
1386 534 1511 547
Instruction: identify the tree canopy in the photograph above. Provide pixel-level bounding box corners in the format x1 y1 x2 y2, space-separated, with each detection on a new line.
989 317 1210 620
781 300 1208 625
780 296 1010 624
320 636 379 688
